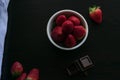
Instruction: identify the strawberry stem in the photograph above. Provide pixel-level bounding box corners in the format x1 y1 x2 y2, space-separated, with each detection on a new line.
89 5 100 13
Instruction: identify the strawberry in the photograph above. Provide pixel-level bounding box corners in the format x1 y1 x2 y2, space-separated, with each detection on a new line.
62 20 74 34
68 16 80 25
73 26 86 40
16 73 27 80
26 68 39 80
65 34 76 48
89 6 102 24
51 26 65 42
56 15 67 25
11 61 23 77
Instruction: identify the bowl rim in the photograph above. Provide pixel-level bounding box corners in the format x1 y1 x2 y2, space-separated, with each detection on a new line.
47 9 89 50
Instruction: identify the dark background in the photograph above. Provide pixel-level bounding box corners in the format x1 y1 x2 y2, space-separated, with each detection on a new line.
1 0 120 80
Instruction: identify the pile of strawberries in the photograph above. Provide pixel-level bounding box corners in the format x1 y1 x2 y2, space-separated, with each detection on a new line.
11 61 39 80
51 14 86 48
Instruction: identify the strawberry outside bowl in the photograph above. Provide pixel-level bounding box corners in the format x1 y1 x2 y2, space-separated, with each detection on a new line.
46 9 89 50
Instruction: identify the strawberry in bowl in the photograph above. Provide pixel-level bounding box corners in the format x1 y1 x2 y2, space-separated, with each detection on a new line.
47 9 88 50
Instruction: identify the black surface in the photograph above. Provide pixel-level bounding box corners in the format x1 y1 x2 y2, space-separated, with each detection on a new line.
1 0 120 80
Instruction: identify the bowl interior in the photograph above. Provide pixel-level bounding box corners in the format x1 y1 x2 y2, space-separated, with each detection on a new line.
47 10 88 50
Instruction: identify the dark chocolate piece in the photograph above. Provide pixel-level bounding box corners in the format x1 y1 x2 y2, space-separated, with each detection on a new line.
66 55 94 76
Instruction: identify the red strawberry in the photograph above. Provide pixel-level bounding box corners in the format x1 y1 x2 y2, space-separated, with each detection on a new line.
51 26 65 42
65 34 76 48
11 61 23 77
62 20 74 34
68 16 80 25
56 15 67 25
16 73 27 80
26 68 39 80
73 26 86 40
89 6 102 24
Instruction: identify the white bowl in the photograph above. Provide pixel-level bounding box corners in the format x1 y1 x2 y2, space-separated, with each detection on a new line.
47 9 88 50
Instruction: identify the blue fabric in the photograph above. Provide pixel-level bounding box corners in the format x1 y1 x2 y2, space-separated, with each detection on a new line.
0 0 9 78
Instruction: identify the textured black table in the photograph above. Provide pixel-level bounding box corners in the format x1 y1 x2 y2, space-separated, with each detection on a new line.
1 0 120 80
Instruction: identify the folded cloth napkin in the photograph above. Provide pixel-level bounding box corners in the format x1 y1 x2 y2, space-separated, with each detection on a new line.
0 0 10 78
